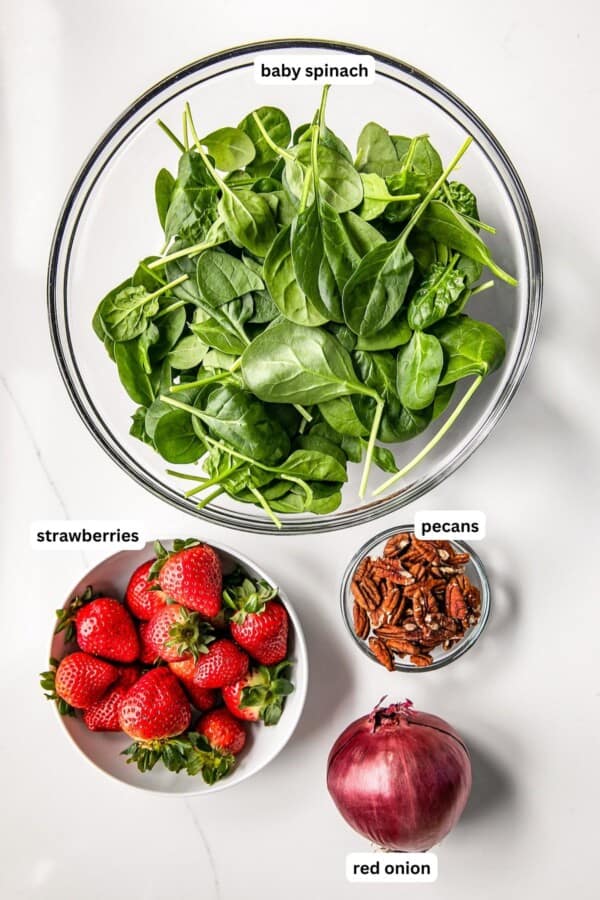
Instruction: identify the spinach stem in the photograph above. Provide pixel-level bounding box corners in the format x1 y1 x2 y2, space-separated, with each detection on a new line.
139 262 165 285
470 279 495 296
154 300 185 320
171 358 242 393
461 213 496 234
147 234 225 269
251 112 295 162
185 463 242 497
147 274 188 301
166 469 207 482
399 136 473 245
182 111 189 151
372 374 483 496
294 404 313 422
196 487 224 509
249 486 282 529
157 119 185 152
317 84 331 135
359 397 384 499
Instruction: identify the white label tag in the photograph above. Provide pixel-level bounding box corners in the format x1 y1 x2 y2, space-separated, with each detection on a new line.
254 54 375 85
30 521 145 550
414 510 486 541
346 852 438 883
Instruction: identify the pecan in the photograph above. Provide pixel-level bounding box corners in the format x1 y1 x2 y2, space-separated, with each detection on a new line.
350 579 371 611
361 576 382 610
409 653 433 667
383 637 421 656
446 577 469 621
369 637 394 671
372 558 414 585
383 532 412 558
352 603 370 640
382 585 401 613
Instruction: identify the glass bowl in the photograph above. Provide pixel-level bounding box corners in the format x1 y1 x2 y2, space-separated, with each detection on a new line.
340 525 490 672
48 538 308 794
48 39 542 534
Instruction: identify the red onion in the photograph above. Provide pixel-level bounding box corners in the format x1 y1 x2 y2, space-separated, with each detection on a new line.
327 700 471 851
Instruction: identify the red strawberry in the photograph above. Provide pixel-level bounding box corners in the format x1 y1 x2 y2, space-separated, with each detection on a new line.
55 589 139 663
125 559 168 621
119 667 191 741
192 639 249 689
76 598 139 663
120 668 192 773
222 661 294 726
41 652 118 712
145 604 214 663
83 666 140 732
138 622 157 666
169 658 218 711
225 579 288 664
150 539 222 617
197 708 246 755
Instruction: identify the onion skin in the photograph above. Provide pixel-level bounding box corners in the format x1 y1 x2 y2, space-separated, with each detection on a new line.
327 701 472 851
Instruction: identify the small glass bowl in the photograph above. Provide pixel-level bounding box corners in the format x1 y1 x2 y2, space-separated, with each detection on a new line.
340 524 490 672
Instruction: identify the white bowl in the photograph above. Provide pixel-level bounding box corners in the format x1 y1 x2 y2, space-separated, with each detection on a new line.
48 539 308 794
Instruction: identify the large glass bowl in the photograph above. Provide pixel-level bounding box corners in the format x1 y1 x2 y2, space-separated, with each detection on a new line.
48 39 542 534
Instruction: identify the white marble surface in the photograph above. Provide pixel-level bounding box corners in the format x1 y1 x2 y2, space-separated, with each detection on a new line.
2 1 599 897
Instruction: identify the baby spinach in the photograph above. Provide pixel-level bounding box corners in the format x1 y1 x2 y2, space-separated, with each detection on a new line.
93 86 517 522
241 321 377 406
397 332 444 410
196 249 264 304
418 201 517 285
407 259 465 331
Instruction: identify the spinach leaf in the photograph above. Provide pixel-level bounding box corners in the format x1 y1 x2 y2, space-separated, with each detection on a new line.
263 226 328 326
201 127 255 171
195 384 290 464
241 321 378 406
190 296 252 355
168 334 208 370
154 409 205 463
296 434 347 467
407 260 465 330
155 168 175 229
99 274 186 342
114 338 156 406
397 332 444 409
433 316 506 384
239 107 292 175
319 396 368 437
355 312 411 351
196 249 264 304
417 201 517 285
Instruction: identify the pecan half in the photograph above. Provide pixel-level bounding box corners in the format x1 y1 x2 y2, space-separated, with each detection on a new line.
369 637 394 671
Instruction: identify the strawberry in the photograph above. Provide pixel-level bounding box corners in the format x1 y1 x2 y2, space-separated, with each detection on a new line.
55 589 139 663
145 604 214 663
41 652 118 712
150 539 222 617
125 559 168 620
119 668 191 772
83 666 140 732
224 578 288 664
192 638 249 689
222 661 294 726
169 658 218 711
197 708 246 755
